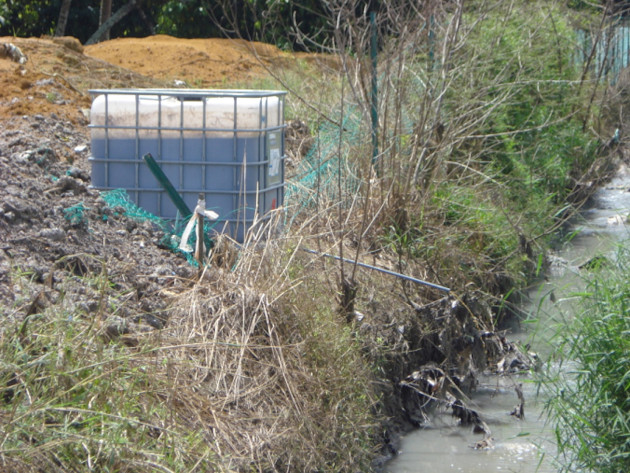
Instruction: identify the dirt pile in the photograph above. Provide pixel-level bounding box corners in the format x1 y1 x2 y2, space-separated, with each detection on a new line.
84 34 287 87
1 37 148 122
0 34 299 122
0 112 196 335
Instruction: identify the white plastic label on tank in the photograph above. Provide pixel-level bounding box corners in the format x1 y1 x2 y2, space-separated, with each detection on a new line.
266 130 283 186
269 148 281 177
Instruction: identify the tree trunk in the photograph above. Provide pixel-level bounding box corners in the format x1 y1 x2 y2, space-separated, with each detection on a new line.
99 0 113 41
86 0 137 45
54 0 73 37
136 3 155 35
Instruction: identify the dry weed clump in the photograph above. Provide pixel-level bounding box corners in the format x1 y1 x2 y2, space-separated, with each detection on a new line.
161 283 305 470
0 236 379 472
156 239 380 472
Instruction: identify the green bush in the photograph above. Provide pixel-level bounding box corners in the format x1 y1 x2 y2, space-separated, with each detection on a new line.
544 243 630 473
452 2 595 204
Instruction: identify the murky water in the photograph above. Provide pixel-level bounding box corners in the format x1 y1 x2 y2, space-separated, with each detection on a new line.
387 164 630 473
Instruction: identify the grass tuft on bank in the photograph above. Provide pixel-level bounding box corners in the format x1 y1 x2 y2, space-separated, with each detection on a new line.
544 242 630 473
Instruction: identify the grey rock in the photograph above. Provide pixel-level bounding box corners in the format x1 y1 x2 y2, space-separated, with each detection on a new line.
39 227 66 242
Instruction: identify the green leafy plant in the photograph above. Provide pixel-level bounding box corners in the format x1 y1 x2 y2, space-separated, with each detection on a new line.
543 242 630 473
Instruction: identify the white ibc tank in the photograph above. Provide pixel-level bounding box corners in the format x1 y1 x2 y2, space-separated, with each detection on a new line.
89 89 286 242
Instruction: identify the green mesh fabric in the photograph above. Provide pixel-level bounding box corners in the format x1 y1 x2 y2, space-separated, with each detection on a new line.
100 189 214 267
285 108 363 226
63 203 89 226
101 189 167 227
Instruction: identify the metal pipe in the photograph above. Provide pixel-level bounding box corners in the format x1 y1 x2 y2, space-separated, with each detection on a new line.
302 248 450 293
370 11 379 173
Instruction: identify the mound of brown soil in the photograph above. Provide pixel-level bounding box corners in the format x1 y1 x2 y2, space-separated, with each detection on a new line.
0 34 303 125
0 36 161 122
84 34 286 87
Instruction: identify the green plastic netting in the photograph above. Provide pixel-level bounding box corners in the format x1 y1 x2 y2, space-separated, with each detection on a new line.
100 189 214 267
63 202 89 226
284 107 363 224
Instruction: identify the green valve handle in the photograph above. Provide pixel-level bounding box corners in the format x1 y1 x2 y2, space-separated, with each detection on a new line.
143 153 192 218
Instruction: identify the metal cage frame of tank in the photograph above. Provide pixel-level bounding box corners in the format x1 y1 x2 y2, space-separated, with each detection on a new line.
88 88 286 242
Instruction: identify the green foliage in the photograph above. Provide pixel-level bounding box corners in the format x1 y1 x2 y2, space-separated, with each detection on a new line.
0 268 218 472
290 289 378 471
0 0 211 43
155 0 220 38
567 0 622 13
372 0 603 282
544 242 630 473
0 0 337 50
433 183 517 256
0 0 103 42
0 0 58 37
456 2 594 204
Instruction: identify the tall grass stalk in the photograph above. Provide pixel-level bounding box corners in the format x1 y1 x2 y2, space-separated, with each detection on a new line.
544 242 630 473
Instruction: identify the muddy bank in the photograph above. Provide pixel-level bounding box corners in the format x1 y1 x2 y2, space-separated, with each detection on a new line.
0 95 538 473
368 291 539 468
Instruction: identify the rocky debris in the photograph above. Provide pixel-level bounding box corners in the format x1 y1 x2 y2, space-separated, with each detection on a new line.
0 112 195 337
0 43 27 64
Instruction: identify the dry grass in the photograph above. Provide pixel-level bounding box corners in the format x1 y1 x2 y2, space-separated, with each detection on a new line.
156 226 381 471
0 231 379 472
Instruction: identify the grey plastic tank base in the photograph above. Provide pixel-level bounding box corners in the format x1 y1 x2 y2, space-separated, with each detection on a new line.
88 88 286 243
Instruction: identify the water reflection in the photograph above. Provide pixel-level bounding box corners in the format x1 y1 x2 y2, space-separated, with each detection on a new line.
387 373 556 473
